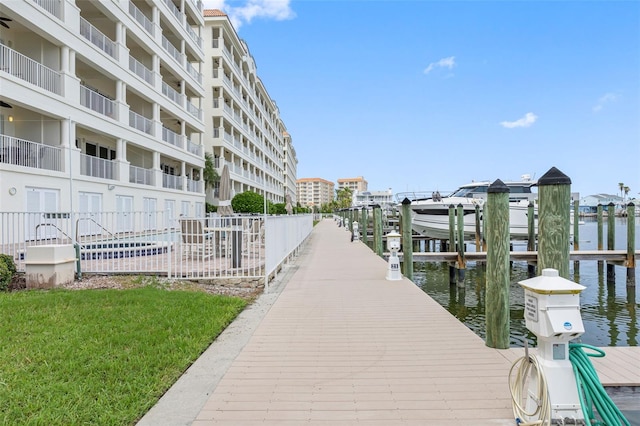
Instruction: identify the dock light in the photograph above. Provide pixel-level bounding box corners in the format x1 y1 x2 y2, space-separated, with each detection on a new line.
385 231 402 281
513 268 586 424
352 221 360 242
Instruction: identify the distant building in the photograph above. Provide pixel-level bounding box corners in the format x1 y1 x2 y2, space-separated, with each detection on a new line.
337 176 368 193
579 194 624 214
297 178 335 209
353 189 395 211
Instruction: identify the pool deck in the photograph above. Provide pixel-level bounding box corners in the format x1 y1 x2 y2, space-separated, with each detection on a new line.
140 218 640 426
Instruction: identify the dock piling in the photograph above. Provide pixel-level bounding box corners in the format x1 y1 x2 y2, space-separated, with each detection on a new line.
373 204 383 257
485 179 510 349
401 198 413 281
527 201 536 277
537 167 571 278
456 203 466 288
607 202 615 282
627 202 636 286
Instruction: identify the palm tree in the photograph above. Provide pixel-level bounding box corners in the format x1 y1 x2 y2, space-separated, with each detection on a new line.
618 182 624 198
203 152 219 190
624 186 630 202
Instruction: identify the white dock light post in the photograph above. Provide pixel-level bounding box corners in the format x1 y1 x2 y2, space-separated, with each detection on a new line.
386 231 402 280
515 268 586 424
352 221 360 242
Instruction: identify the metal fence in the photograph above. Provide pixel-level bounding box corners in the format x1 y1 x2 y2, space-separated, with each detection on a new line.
0 211 313 283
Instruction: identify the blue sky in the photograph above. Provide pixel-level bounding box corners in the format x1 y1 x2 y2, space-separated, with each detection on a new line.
203 0 640 199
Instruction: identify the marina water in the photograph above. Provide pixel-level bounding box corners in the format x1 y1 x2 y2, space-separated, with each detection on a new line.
413 216 639 348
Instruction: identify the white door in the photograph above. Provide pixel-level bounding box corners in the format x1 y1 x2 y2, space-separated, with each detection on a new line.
164 199 176 229
181 201 190 218
25 187 60 241
143 197 157 231
116 195 134 233
78 192 103 236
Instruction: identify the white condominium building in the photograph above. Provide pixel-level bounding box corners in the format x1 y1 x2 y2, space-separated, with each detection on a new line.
202 9 295 207
0 0 206 218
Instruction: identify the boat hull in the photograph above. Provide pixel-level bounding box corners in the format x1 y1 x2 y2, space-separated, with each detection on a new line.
409 199 535 241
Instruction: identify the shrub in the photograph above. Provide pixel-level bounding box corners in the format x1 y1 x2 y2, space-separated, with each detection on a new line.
232 191 265 214
0 254 16 275
0 260 11 292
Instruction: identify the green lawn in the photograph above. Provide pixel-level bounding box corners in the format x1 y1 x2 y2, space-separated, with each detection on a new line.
0 285 248 425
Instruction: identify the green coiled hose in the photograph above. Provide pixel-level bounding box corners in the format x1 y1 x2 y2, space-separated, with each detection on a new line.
569 343 630 426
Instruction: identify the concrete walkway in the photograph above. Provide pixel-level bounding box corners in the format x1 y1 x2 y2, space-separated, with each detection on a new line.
140 218 639 426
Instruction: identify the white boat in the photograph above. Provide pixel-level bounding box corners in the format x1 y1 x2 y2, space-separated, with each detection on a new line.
398 176 537 241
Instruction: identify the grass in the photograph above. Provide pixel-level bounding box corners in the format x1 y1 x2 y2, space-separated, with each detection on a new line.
0 283 248 425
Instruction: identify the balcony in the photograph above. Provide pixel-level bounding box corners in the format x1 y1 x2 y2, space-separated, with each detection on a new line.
129 111 153 135
80 85 115 118
80 153 115 180
129 56 154 85
162 81 185 106
187 139 202 156
0 44 62 95
186 177 202 193
129 165 153 185
0 134 63 172
162 126 184 149
186 101 202 120
128 1 154 36
32 0 62 19
162 173 182 190
162 35 184 65
80 17 116 59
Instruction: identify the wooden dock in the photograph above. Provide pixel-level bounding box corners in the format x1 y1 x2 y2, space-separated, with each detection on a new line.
168 219 640 425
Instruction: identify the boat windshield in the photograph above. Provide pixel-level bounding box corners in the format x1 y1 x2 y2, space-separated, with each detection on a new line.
448 184 532 198
449 186 488 198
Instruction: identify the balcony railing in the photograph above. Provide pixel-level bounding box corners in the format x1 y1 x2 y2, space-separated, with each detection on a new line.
80 85 115 118
129 165 153 185
80 17 116 59
162 0 182 21
162 173 182 190
80 153 115 180
162 35 184 64
129 56 154 85
186 177 202 193
162 126 184 149
185 24 203 50
187 139 202 156
162 81 184 106
128 1 154 36
186 101 202 120
0 135 63 172
0 44 62 95
186 62 202 85
32 0 62 19
129 111 153 135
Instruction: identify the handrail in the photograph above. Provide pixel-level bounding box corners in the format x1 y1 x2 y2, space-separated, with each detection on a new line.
75 217 118 242
34 223 73 242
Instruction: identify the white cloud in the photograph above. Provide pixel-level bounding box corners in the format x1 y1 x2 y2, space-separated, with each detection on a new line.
592 92 618 112
500 112 538 129
203 0 295 30
424 56 456 74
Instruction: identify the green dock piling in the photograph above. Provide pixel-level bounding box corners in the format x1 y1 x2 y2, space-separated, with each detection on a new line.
485 179 510 349
401 198 413 281
537 167 571 279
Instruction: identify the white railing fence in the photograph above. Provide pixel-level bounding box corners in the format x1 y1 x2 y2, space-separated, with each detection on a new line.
0 212 313 284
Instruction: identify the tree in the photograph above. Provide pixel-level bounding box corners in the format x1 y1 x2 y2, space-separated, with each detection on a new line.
624 186 630 202
335 187 353 209
618 182 624 199
203 153 219 190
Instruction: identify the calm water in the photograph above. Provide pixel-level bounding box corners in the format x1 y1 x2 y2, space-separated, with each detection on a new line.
412 216 640 348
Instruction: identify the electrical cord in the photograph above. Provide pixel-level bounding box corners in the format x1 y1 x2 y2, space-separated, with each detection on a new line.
568 343 630 426
509 353 551 425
